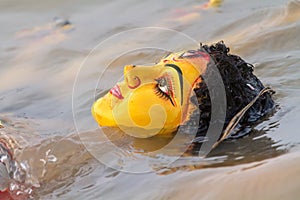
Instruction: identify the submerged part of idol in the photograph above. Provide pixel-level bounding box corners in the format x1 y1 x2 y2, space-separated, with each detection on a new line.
92 41 274 138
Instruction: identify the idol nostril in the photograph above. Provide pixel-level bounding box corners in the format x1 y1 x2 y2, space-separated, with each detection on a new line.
128 76 141 89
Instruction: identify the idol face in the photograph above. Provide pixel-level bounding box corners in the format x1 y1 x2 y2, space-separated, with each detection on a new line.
92 50 210 138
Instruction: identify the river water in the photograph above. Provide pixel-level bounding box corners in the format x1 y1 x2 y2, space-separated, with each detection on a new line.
0 0 300 199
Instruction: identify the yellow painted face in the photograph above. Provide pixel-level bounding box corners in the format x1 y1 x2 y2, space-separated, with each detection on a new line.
92 50 210 138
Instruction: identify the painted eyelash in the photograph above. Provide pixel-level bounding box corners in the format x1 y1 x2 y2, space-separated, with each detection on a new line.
165 73 176 97
154 76 175 106
154 86 175 106
154 86 170 100
170 76 176 96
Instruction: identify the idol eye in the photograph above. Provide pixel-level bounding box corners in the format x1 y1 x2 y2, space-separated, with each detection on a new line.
158 78 169 94
154 76 175 106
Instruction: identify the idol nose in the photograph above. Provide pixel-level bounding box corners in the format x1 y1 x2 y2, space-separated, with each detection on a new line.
124 65 135 74
123 65 141 89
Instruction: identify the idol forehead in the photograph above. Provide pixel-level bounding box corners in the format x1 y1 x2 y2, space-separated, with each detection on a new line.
156 50 209 83
124 49 209 75
160 49 210 62
158 50 210 69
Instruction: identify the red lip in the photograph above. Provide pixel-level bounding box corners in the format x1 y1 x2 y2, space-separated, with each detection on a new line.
110 85 124 99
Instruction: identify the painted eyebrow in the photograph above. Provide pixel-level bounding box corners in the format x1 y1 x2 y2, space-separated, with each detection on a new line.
164 64 183 105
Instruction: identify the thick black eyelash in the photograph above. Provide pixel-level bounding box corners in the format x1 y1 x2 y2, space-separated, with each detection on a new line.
154 85 169 100
154 84 175 106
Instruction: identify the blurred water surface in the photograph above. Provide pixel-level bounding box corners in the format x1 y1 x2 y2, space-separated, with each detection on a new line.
1 0 300 199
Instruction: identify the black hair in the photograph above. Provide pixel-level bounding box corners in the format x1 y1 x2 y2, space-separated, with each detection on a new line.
193 41 275 139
